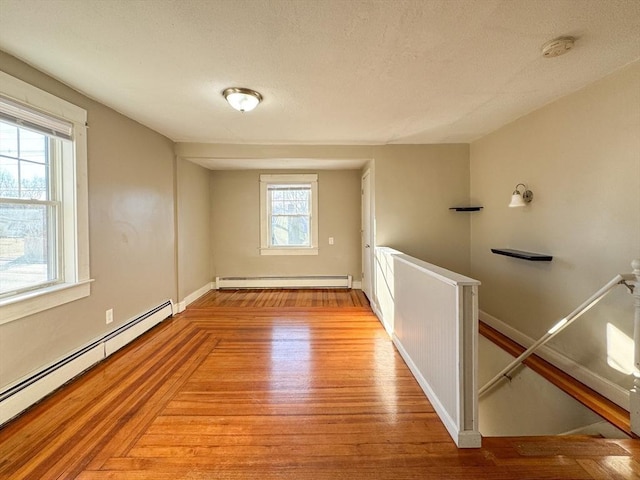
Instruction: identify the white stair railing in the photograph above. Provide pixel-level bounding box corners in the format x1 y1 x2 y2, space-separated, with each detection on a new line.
480 259 640 436
631 259 640 436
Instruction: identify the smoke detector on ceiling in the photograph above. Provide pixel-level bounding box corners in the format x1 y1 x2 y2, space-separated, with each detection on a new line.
541 36 575 58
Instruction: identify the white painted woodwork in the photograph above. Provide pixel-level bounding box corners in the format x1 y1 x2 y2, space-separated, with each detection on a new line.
0 72 91 325
479 274 631 397
177 282 215 313
104 303 173 356
480 259 640 436
478 335 606 437
631 259 640 436
479 310 630 411
374 247 400 335
0 302 173 425
259 174 319 256
361 169 373 300
215 275 352 290
374 247 481 447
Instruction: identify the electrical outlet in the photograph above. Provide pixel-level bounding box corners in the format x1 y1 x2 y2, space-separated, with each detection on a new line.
328 237 334 245
106 308 113 324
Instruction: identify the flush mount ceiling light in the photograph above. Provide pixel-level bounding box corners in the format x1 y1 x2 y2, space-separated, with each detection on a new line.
222 87 263 112
509 183 533 208
542 36 575 58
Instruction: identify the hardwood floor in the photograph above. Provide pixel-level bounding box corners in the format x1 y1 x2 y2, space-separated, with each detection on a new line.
191 288 371 308
0 289 638 479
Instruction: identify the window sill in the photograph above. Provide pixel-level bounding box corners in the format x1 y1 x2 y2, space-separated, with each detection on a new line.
260 247 319 256
0 279 93 325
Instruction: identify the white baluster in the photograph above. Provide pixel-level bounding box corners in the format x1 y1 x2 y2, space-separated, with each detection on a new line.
631 259 640 436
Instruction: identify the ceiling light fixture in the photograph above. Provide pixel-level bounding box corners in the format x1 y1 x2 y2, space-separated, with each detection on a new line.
541 36 575 58
222 87 263 112
509 183 533 207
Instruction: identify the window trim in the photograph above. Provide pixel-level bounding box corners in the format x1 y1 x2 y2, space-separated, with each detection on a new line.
0 72 91 325
259 174 318 256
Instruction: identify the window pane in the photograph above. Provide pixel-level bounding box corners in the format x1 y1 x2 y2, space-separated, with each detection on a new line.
0 157 19 198
271 198 286 215
0 122 18 158
20 161 48 200
0 123 51 200
0 203 57 295
19 129 47 163
270 188 310 216
271 215 310 246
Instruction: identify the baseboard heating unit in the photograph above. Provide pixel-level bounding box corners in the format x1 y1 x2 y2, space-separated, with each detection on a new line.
0 300 173 426
216 275 352 289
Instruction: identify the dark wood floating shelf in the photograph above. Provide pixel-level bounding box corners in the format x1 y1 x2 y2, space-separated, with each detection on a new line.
491 248 553 262
449 206 483 211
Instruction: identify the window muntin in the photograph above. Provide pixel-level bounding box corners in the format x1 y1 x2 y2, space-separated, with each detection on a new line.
260 174 318 256
0 122 63 297
268 184 311 247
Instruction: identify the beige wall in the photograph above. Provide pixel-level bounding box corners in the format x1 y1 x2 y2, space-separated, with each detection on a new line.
470 61 640 388
177 158 212 299
375 144 471 275
210 169 362 280
0 52 177 388
180 143 473 281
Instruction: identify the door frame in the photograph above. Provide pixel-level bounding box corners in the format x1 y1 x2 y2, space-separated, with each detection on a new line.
361 166 374 302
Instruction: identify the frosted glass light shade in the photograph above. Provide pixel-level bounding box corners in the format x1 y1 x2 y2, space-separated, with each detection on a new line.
509 183 533 207
223 88 262 112
509 193 526 207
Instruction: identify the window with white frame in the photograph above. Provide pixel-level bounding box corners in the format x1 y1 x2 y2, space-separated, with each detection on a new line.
260 174 318 255
0 72 90 324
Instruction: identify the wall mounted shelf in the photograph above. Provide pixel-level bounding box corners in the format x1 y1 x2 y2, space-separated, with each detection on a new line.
491 248 553 262
449 206 483 212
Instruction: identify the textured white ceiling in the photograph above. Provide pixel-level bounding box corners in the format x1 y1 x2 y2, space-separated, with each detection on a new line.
0 0 639 148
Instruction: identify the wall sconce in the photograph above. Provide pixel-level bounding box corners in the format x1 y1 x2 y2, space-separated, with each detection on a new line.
509 183 533 207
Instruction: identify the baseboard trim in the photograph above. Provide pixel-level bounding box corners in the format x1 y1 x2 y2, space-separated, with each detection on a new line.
216 275 352 290
393 333 481 448
0 300 173 426
370 300 392 336
479 310 629 410
177 282 214 313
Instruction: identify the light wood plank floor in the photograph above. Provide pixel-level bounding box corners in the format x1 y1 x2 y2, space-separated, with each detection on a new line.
0 289 638 479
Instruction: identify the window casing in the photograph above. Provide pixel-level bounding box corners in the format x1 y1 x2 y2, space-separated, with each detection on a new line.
0 72 90 324
260 174 318 255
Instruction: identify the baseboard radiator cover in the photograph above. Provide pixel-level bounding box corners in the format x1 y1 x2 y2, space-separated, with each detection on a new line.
216 275 352 290
0 300 172 426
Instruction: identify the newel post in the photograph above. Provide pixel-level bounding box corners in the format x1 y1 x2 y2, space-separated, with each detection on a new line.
631 259 640 436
